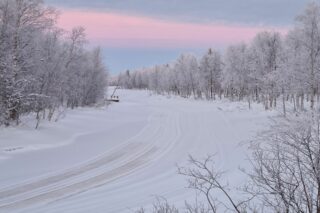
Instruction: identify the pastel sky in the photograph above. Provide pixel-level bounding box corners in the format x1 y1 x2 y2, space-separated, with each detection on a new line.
46 0 311 74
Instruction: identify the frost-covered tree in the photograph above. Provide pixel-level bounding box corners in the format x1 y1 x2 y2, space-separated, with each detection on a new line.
287 2 320 110
249 32 283 109
0 0 108 127
174 54 199 98
222 43 252 102
0 0 56 125
199 48 222 100
119 70 134 89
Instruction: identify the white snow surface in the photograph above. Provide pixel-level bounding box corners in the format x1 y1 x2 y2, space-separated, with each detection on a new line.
0 89 275 213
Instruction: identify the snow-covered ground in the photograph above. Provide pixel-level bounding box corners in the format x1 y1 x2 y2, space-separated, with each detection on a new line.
0 89 276 213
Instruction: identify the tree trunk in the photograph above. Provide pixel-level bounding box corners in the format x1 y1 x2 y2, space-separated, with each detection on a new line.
296 94 300 110
311 88 315 110
282 93 286 117
301 93 305 110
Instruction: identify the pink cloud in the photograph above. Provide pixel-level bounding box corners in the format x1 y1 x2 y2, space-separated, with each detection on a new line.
57 9 288 48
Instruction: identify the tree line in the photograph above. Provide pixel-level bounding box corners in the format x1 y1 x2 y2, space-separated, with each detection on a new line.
118 2 320 115
0 0 108 127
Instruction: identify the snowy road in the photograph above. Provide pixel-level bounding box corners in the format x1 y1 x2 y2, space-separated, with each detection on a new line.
0 89 273 212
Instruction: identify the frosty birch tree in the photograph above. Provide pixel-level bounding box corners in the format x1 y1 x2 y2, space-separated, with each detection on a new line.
291 2 320 109
0 0 56 125
172 54 198 98
199 49 222 100
222 43 252 103
249 32 283 109
0 0 108 127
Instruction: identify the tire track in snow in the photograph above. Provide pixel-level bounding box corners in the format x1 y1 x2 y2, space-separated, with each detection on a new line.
0 143 140 200
0 108 182 212
0 112 161 200
0 147 158 211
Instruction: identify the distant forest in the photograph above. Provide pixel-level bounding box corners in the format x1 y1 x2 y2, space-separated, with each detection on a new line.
119 2 320 116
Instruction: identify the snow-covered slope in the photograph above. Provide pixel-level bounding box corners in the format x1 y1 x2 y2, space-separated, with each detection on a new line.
0 89 275 213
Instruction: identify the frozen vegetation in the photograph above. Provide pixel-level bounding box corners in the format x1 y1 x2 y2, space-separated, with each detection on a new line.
117 2 320 116
0 0 108 128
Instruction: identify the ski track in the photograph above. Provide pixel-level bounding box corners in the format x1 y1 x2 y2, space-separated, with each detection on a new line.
0 90 271 212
